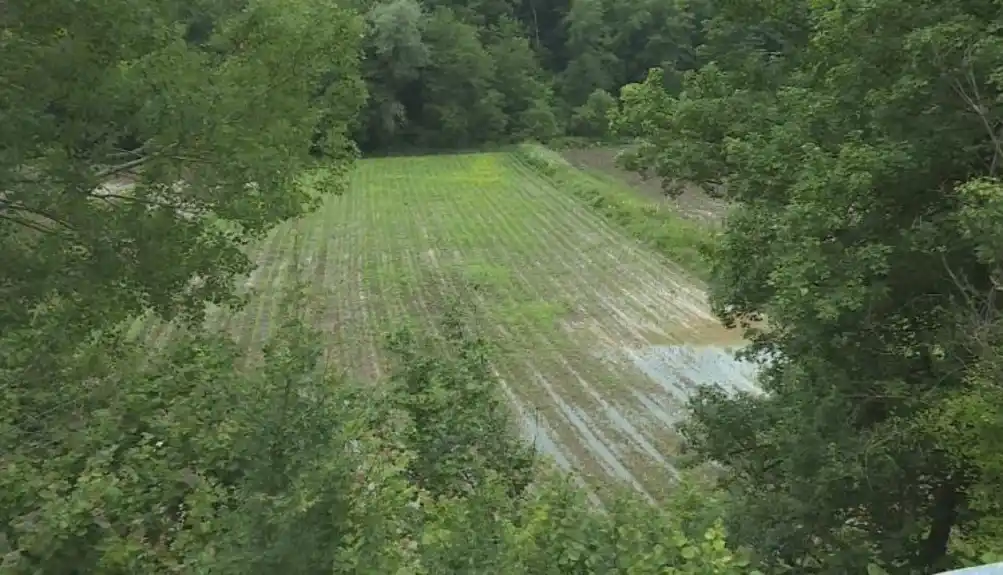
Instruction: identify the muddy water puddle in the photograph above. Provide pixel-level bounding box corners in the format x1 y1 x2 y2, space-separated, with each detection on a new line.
625 344 760 404
494 263 762 499
512 336 760 500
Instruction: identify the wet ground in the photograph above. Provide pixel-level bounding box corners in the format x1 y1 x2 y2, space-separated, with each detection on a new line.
560 146 727 224
239 151 759 502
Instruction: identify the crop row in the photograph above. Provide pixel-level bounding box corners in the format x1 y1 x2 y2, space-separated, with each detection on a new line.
225 151 757 499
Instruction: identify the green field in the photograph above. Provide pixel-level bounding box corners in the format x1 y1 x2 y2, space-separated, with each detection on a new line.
215 149 759 499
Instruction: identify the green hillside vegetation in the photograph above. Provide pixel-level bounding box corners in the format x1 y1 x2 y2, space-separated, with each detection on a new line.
4 0 1003 574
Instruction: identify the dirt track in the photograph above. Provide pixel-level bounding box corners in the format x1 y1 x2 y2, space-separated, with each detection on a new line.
560 147 727 224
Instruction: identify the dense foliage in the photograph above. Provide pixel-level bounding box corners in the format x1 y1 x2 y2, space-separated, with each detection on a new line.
1 0 366 335
615 0 1003 573
352 0 704 149
8 0 1003 573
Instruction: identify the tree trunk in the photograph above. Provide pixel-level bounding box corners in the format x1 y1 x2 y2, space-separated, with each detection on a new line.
917 478 962 572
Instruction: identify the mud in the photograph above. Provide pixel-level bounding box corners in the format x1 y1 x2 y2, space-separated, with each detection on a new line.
560 147 727 224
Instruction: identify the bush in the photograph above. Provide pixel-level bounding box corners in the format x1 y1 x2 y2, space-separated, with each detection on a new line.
0 297 418 573
570 89 618 139
385 305 536 500
2 281 745 573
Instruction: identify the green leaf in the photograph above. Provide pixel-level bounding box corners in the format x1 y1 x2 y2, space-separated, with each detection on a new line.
866 564 889 575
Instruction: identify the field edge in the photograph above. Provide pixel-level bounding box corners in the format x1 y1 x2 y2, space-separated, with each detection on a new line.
511 143 717 282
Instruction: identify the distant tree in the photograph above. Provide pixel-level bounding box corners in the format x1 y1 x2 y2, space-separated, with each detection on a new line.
359 0 431 149
604 0 699 85
570 88 616 138
487 19 560 141
416 8 507 148
559 0 618 107
352 0 710 150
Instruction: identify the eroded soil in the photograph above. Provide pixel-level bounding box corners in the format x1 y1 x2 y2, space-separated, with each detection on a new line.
560 146 727 224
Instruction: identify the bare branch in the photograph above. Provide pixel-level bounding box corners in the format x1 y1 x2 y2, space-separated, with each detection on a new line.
93 142 191 178
88 191 180 211
0 213 62 237
942 254 1003 356
0 200 75 232
951 53 1003 176
95 156 153 179
105 146 150 161
942 253 977 309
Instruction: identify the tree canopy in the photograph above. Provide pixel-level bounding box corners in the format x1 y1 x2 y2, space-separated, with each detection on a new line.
615 0 1003 572
1 0 366 335
5 0 1003 573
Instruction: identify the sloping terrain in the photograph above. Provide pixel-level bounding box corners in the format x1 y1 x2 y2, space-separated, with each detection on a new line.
560 146 727 224
230 150 757 500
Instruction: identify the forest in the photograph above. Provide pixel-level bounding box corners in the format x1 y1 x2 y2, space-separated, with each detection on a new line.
3 0 1003 573
353 0 703 149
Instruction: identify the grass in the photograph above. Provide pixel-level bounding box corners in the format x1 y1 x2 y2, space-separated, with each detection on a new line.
207 149 751 501
513 143 717 280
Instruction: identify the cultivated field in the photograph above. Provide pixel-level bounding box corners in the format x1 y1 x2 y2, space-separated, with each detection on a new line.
214 150 759 500
560 146 727 224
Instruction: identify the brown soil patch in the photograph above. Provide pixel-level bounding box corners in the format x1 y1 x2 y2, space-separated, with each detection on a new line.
560 147 727 224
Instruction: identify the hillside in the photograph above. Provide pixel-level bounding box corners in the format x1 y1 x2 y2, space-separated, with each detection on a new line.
6 0 1003 573
219 149 754 500
559 146 726 224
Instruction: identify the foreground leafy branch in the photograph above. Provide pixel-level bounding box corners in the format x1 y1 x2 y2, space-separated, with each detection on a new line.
1 0 366 337
1 284 755 573
614 1 1003 572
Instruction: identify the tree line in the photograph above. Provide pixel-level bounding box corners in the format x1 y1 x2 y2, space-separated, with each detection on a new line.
3 0 1003 573
353 0 705 149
